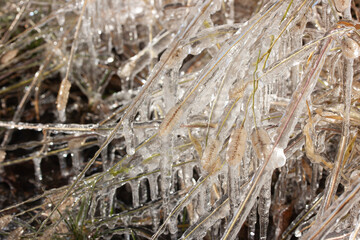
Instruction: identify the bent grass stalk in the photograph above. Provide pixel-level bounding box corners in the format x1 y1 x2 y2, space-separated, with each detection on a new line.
320 2 355 212
221 33 334 240
320 58 354 213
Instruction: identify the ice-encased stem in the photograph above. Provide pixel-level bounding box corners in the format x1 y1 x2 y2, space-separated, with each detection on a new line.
301 178 360 240
151 175 211 240
281 193 323 240
180 197 230 240
319 57 354 216
160 135 173 217
319 3 354 216
1 51 55 147
221 35 333 240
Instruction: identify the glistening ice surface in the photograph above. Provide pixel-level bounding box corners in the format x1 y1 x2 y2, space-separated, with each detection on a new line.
1 0 360 239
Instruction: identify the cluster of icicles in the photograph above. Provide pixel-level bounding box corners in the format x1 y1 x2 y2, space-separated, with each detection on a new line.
2 0 360 239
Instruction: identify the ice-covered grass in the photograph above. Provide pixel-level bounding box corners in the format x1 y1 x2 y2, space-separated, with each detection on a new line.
1 0 360 239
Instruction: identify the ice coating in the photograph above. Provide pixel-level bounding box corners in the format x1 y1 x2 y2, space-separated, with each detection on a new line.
2 0 360 239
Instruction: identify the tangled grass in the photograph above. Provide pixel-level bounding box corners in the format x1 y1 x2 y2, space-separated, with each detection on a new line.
1 0 360 239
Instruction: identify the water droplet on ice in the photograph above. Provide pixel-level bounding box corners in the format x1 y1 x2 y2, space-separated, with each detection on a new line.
269 147 286 169
126 147 135 156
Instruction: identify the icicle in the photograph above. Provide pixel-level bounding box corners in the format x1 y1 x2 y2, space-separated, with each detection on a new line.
295 159 307 210
223 0 235 24
148 174 160 201
58 154 69 177
33 157 42 183
159 134 174 218
310 163 319 199
163 69 178 112
108 187 116 216
151 207 161 233
248 203 257 240
88 194 99 221
139 178 149 205
101 144 110 170
258 177 271 240
205 183 212 213
196 186 207 216
130 180 140 208
71 150 81 173
123 119 135 156
68 138 84 172
168 211 179 235
211 221 222 240
228 165 240 215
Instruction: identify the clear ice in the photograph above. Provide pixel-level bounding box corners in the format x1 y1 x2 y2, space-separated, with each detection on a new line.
2 0 360 239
